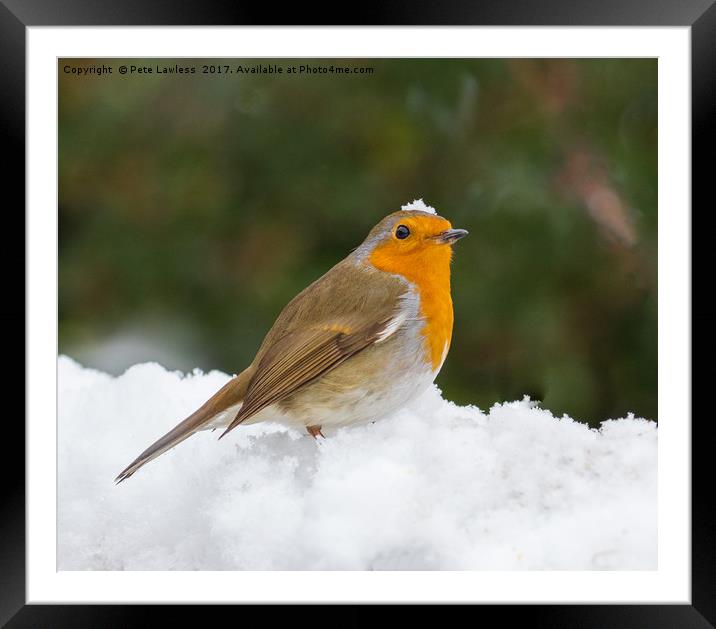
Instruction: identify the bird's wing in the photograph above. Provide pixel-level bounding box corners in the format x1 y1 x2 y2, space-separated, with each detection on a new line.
219 310 408 437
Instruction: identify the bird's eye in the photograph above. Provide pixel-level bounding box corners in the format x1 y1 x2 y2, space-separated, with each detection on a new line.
395 225 410 239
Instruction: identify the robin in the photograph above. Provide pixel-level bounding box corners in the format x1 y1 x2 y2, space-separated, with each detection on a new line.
115 200 467 482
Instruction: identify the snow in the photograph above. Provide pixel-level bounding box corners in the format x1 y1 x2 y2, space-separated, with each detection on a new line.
58 355 657 570
401 198 437 214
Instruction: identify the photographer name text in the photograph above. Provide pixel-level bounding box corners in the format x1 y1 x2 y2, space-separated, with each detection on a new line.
62 63 375 77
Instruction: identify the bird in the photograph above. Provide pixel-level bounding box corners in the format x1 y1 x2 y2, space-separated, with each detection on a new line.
115 200 467 482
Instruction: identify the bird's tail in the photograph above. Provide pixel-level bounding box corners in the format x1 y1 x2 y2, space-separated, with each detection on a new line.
115 367 253 483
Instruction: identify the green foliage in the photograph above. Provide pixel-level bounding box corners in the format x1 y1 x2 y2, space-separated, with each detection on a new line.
59 58 657 425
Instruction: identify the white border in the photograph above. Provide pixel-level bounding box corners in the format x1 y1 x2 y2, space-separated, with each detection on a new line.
27 27 690 603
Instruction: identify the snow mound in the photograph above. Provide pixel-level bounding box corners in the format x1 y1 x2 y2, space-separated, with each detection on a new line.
58 356 657 570
401 198 437 214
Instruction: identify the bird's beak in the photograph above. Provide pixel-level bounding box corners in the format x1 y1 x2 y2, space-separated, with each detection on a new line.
434 228 469 245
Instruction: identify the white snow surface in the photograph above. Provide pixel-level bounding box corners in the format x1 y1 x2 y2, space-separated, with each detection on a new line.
400 198 437 214
58 356 657 571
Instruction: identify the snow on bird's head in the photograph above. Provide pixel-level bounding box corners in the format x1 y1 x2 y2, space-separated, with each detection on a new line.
401 199 437 215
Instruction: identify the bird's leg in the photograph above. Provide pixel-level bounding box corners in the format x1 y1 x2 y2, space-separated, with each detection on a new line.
306 425 325 439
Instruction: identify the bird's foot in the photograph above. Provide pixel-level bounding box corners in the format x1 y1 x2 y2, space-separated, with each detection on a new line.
306 425 325 439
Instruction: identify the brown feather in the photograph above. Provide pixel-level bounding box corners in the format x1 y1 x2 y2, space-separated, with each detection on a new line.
114 367 253 482
219 315 394 438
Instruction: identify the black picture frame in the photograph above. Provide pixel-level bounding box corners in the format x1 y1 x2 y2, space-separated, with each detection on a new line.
4 0 708 625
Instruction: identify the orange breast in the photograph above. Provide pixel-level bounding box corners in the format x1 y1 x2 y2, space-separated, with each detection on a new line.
369 244 454 371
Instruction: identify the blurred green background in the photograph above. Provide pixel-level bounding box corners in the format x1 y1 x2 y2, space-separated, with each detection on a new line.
59 58 657 426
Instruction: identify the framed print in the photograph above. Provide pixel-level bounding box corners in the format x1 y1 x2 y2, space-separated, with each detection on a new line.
5 0 710 625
